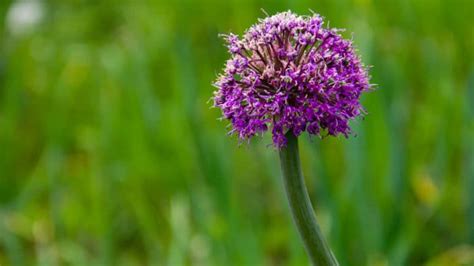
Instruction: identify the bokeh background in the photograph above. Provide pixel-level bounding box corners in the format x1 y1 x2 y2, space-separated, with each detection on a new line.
1 0 473 265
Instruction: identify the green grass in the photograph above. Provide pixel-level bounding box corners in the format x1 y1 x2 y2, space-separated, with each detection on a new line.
0 0 473 265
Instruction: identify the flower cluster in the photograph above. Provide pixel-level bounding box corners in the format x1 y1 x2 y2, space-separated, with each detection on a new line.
213 11 371 147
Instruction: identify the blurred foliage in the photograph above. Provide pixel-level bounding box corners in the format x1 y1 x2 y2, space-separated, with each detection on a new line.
0 0 473 265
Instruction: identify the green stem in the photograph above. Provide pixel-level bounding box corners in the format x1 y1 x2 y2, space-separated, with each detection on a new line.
279 132 339 266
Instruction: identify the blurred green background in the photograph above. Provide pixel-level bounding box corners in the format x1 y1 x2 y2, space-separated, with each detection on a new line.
0 0 473 265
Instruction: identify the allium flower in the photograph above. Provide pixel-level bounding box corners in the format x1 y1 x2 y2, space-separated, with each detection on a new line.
213 11 371 147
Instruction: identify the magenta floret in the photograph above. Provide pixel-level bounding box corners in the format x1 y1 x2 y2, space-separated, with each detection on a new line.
213 11 372 147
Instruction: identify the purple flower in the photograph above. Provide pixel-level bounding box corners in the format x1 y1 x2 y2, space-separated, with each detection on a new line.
213 11 372 148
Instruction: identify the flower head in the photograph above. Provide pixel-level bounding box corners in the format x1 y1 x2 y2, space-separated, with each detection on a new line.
213 11 372 147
